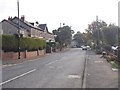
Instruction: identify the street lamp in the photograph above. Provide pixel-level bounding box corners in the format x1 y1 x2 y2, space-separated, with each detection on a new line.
60 23 65 28
17 0 20 59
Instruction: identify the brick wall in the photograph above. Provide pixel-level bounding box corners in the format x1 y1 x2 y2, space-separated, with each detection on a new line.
2 52 18 60
2 50 45 60
26 51 37 59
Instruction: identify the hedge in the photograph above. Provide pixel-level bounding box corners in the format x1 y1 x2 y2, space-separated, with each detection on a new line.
2 34 46 52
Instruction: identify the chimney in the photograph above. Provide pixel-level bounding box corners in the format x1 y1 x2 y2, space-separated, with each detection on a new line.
8 16 12 20
21 15 25 21
30 22 34 26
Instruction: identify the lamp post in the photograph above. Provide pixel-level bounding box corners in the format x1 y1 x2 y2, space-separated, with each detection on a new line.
17 0 20 59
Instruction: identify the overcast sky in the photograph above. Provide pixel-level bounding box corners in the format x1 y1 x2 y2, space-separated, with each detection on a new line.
0 0 119 33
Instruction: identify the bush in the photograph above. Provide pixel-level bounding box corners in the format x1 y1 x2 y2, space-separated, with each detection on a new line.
2 34 46 52
2 34 18 51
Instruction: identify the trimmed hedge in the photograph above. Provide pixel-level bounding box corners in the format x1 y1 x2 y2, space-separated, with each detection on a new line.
2 34 46 52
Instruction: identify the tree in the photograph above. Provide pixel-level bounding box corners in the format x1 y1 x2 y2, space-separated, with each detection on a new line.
102 25 118 46
73 31 84 46
85 18 108 49
85 18 118 50
52 25 74 46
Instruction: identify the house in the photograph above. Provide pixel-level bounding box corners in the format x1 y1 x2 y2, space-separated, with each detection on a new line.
0 16 55 42
71 40 78 48
1 19 27 36
11 16 43 38
38 24 55 42
0 22 3 34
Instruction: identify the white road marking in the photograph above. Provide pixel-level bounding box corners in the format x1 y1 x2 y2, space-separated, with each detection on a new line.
0 69 36 85
68 75 81 79
45 60 59 66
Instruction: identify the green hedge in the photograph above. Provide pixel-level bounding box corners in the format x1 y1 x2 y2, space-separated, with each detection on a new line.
2 34 46 52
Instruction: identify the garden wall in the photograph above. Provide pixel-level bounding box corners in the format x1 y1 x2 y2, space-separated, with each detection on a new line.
1 50 45 60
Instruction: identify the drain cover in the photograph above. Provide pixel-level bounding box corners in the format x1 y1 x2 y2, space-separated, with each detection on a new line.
68 75 81 79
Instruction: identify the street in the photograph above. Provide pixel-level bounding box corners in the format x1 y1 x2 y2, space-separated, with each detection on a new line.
2 48 118 88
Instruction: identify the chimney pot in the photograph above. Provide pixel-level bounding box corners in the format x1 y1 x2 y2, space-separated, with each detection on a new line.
21 15 25 21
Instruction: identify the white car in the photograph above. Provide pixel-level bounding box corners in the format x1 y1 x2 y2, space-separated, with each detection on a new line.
82 45 91 50
82 46 87 50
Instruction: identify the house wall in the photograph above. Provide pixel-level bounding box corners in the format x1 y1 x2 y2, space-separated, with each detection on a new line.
0 22 3 34
2 21 27 36
2 21 18 34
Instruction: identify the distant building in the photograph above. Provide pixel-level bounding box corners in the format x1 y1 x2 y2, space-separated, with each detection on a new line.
71 40 78 48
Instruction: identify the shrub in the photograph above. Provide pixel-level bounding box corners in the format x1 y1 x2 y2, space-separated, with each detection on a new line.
2 34 46 52
2 34 18 51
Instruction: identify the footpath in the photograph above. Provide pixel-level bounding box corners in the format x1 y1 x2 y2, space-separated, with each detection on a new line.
84 51 119 88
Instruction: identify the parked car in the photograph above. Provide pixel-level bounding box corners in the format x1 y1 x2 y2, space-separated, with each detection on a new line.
82 45 91 50
81 46 87 50
86 46 91 50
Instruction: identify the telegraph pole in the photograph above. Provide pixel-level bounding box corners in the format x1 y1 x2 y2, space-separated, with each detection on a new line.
96 16 100 50
17 0 20 59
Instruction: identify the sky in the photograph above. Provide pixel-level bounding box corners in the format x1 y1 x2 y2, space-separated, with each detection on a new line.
0 0 119 33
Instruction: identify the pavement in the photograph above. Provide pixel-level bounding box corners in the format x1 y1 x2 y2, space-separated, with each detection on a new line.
85 51 118 88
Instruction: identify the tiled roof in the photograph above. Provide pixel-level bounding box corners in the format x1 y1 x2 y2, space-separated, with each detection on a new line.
2 19 26 29
38 24 53 34
12 17 42 31
38 24 48 31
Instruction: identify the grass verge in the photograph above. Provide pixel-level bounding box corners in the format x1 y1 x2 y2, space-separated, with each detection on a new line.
109 61 120 69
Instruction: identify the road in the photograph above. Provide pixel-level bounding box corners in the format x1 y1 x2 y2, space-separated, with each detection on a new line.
2 48 118 88
2 48 86 88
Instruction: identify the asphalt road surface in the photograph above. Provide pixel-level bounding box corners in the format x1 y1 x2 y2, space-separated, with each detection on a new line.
1 48 118 88
2 48 86 88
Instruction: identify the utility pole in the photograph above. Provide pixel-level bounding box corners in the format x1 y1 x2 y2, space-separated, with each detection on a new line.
96 16 100 50
17 0 20 59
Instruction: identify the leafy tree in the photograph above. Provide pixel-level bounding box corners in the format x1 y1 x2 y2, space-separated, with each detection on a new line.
102 25 118 46
73 31 84 46
85 19 108 49
52 26 74 46
85 18 118 50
